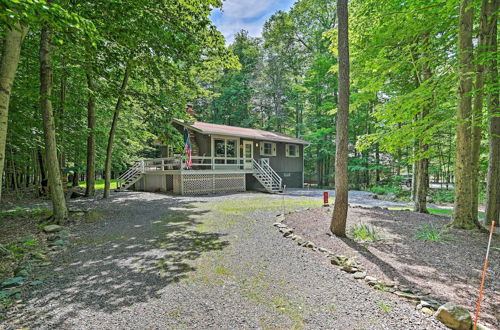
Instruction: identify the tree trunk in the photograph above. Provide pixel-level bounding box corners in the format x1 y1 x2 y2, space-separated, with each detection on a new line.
85 69 96 197
58 58 67 173
331 0 349 237
470 0 490 220
451 0 481 229
484 0 499 226
103 64 131 198
40 20 68 223
72 170 79 187
37 148 47 196
0 23 28 200
414 146 429 213
411 148 418 201
415 45 432 213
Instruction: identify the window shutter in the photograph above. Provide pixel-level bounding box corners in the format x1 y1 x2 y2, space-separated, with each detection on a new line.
285 144 290 157
260 142 264 155
272 143 276 156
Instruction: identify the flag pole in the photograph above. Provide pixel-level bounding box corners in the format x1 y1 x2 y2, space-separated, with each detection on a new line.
473 220 495 330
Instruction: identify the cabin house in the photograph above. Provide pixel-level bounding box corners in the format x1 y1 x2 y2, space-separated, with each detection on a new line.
117 117 310 195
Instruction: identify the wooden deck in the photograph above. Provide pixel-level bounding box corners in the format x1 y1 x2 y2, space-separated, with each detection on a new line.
143 156 254 173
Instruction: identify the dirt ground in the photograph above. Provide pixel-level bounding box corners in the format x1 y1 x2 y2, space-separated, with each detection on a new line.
284 206 500 328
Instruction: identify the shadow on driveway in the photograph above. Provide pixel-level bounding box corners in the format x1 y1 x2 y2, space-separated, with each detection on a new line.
11 192 229 327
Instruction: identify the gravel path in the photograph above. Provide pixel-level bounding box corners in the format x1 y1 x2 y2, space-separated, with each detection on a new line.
284 188 446 209
4 191 446 329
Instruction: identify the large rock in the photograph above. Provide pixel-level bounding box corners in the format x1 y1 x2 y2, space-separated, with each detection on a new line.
353 272 366 279
434 302 472 330
43 225 62 233
394 291 423 301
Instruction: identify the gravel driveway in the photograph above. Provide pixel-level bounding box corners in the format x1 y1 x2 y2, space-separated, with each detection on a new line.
4 191 445 329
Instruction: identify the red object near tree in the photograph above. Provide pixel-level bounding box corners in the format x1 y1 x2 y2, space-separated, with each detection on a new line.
323 191 329 206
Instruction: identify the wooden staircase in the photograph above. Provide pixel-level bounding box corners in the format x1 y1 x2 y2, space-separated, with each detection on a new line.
252 159 283 193
116 161 144 191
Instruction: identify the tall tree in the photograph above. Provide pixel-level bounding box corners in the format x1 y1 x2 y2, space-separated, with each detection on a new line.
450 0 480 229
103 64 131 198
414 40 432 214
470 0 489 220
331 0 349 237
484 0 499 226
0 23 28 200
85 69 96 197
40 15 68 222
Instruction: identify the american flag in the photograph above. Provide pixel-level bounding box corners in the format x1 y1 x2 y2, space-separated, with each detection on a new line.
183 128 192 169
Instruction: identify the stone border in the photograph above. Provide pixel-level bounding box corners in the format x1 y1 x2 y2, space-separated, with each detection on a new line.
273 206 491 330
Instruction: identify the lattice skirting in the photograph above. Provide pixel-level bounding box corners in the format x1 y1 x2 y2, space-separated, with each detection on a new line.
181 173 245 195
166 174 174 191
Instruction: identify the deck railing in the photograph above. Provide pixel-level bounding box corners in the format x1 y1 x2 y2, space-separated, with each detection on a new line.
142 156 253 171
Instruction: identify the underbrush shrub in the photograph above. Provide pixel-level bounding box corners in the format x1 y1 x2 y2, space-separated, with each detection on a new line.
415 224 454 242
429 189 455 203
350 223 384 242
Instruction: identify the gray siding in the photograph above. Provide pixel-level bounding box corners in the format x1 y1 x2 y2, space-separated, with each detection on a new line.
248 140 302 171
194 132 211 156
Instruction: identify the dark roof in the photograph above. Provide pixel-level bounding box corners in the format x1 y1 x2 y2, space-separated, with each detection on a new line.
173 119 310 145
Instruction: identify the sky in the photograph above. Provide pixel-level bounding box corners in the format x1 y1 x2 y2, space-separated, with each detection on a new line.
210 0 296 44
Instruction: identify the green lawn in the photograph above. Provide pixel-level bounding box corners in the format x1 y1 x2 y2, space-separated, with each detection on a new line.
78 179 119 190
388 206 485 217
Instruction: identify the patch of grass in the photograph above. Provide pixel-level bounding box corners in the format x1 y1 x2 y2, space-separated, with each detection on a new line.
415 224 454 242
85 210 104 223
373 283 389 292
387 207 484 217
387 206 412 212
0 207 23 219
209 198 324 215
0 207 51 221
78 179 118 190
379 301 394 313
428 208 453 216
369 186 401 195
214 265 232 277
272 297 304 325
350 223 384 242
0 236 45 283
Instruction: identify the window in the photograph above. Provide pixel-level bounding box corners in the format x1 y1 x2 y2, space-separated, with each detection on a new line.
286 144 299 157
213 137 239 164
260 141 276 156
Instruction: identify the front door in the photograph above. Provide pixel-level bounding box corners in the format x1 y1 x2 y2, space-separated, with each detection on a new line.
243 141 253 169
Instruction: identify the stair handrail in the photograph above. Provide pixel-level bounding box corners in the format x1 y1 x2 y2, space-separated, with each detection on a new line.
252 159 272 183
118 161 144 183
260 160 282 190
252 159 283 192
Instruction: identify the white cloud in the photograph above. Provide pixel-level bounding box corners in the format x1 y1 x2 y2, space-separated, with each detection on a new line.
212 0 295 44
222 0 275 19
